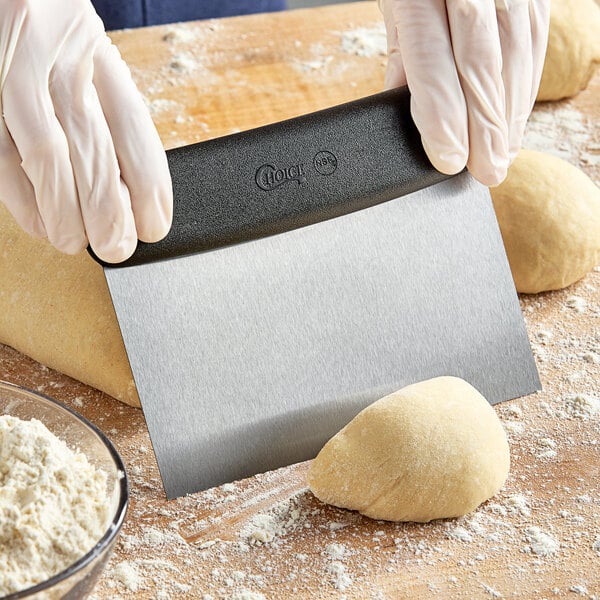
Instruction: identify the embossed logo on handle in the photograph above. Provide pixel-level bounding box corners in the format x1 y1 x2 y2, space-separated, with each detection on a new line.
313 151 338 175
255 163 307 191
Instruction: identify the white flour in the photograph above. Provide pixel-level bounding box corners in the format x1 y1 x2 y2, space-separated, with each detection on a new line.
0 415 111 595
563 393 599 419
523 526 560 556
523 106 598 178
340 23 387 58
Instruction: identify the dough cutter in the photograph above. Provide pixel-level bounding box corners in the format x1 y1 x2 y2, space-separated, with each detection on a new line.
91 87 540 499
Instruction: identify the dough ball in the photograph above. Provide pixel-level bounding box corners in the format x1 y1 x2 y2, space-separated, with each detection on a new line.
308 377 509 523
537 0 600 101
490 149 600 294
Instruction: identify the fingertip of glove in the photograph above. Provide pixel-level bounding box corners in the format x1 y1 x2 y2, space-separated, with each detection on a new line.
423 144 468 177
90 234 138 264
137 219 172 244
473 166 508 187
134 190 174 243
484 171 508 188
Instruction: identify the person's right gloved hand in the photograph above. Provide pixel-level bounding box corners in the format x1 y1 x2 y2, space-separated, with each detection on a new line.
380 0 551 187
0 0 172 263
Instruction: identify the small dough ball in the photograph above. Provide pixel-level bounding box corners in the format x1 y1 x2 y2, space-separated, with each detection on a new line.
490 149 600 294
537 0 600 101
308 377 509 523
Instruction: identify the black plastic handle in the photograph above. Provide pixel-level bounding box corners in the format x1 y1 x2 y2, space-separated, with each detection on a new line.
92 87 453 268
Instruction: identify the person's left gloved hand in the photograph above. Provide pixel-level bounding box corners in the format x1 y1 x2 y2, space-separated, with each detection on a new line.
380 0 551 186
0 0 173 263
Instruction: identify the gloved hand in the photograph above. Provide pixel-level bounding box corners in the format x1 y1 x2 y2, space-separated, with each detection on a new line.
0 0 172 263
380 0 551 186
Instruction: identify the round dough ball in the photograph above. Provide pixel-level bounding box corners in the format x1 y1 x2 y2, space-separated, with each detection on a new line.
308 376 509 523
537 0 600 101
490 149 600 294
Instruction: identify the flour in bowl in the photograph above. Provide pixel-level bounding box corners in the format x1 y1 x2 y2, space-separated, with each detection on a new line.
0 415 111 595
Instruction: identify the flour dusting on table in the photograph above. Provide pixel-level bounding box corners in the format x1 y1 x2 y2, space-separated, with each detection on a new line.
339 23 387 58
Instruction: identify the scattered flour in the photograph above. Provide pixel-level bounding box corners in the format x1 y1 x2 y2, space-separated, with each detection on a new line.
523 527 559 556
505 494 531 518
569 584 589 596
163 26 201 44
0 416 111 596
535 329 554 344
505 405 523 418
109 557 187 596
113 561 142 592
242 513 281 543
146 98 181 115
536 437 558 459
446 526 473 543
325 560 353 591
481 582 503 598
566 296 587 313
524 106 594 167
169 53 199 74
296 55 334 72
581 351 600 364
229 591 266 600
240 493 309 545
324 542 348 560
340 23 387 58
563 394 599 419
503 421 525 435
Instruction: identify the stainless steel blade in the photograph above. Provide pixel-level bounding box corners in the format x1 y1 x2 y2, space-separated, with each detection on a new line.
104 172 540 499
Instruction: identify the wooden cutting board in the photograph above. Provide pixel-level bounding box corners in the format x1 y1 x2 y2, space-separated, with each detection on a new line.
1 3 599 598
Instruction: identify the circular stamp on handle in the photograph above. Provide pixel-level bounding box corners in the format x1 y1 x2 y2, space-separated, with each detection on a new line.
314 151 338 175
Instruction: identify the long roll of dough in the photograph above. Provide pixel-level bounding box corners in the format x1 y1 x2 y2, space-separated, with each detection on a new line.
0 204 139 407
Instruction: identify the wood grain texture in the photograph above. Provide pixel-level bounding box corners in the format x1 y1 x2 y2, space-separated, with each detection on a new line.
1 3 599 598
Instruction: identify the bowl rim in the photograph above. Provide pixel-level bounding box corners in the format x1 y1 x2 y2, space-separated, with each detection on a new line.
0 379 129 599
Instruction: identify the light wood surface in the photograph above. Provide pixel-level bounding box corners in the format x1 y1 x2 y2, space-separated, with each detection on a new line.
1 3 599 598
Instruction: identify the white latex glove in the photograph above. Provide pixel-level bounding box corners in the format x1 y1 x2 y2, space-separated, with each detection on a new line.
380 0 550 186
0 0 172 263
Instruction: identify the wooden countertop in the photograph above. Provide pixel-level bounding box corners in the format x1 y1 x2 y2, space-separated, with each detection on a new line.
1 3 599 598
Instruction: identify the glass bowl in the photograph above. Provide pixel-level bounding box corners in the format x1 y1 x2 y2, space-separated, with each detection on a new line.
0 380 128 599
